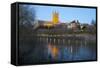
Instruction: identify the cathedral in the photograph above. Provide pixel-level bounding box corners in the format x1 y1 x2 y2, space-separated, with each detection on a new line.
33 11 60 29
52 11 59 24
42 11 59 28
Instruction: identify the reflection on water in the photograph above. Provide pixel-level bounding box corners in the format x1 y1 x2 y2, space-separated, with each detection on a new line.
48 44 59 59
19 35 96 64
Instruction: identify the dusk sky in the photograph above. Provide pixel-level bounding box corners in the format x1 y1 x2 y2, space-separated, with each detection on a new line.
21 4 96 24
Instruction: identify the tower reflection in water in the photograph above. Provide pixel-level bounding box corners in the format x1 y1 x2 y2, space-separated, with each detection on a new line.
19 35 96 64
42 37 96 62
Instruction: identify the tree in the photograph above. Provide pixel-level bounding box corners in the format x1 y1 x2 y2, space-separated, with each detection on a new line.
19 5 36 37
19 5 35 27
90 19 96 34
91 19 96 26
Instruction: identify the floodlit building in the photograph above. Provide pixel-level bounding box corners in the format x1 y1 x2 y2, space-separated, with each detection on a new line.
52 11 59 25
43 11 59 28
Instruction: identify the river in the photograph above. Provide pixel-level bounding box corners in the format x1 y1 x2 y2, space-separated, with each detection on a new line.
19 34 96 64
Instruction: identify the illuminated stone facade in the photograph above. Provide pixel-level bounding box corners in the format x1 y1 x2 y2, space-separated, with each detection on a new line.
52 11 59 24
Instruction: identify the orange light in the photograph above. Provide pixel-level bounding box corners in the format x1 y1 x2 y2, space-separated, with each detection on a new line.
52 46 58 57
48 43 59 58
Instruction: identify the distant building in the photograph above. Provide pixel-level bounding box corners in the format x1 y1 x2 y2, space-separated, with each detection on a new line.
33 11 81 31
67 20 80 30
34 11 60 29
43 11 59 27
52 11 59 24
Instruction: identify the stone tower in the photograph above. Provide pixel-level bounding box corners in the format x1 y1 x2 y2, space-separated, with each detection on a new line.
52 11 59 24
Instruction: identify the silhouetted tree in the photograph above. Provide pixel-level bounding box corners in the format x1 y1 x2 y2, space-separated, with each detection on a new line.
19 5 36 38
91 19 96 26
19 5 35 27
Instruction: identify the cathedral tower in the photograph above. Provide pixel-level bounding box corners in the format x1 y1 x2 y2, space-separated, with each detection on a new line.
52 11 59 24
